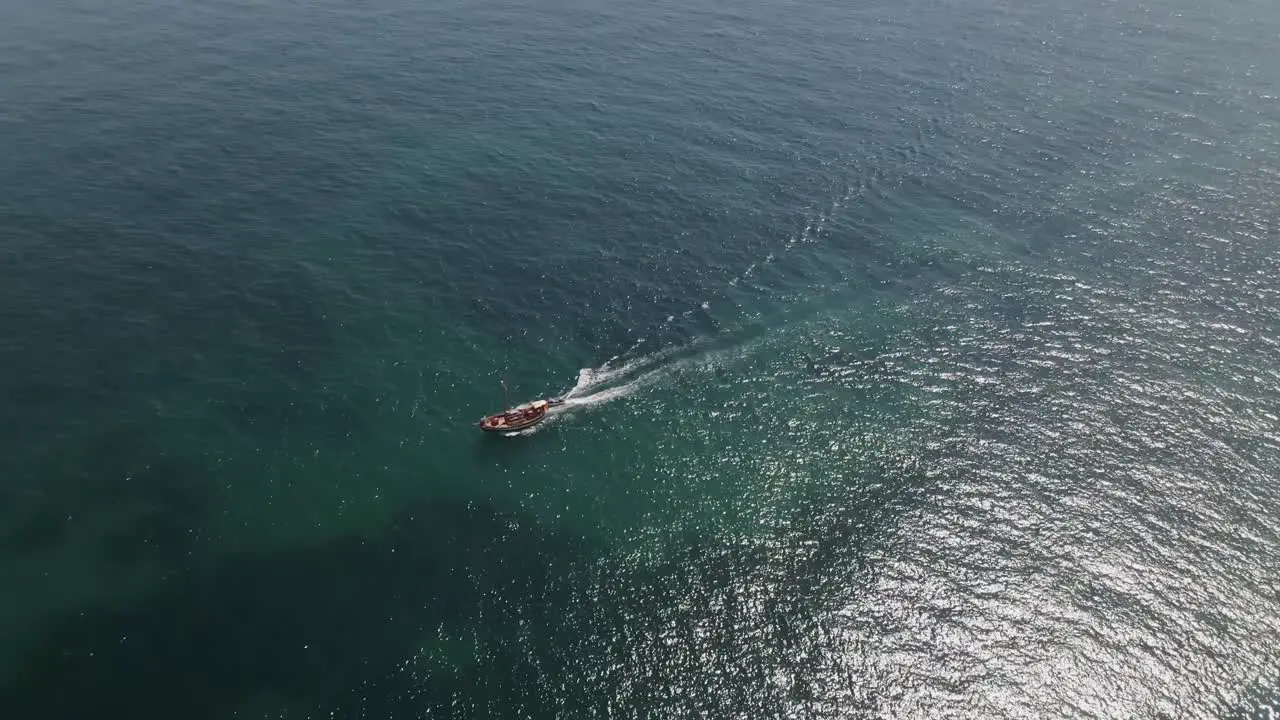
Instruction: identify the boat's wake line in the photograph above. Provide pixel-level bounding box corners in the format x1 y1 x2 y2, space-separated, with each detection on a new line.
556 352 675 410
528 182 859 430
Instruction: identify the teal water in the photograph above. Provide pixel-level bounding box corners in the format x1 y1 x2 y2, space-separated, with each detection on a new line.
2 0 1280 717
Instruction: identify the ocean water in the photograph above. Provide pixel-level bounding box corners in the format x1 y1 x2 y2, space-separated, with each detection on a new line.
1 0 1279 717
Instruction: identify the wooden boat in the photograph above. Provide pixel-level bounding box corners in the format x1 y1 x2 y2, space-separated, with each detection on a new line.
478 398 563 433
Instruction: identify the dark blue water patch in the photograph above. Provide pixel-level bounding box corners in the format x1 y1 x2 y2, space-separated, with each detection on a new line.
0 498 595 720
0 412 216 564
0 214 344 440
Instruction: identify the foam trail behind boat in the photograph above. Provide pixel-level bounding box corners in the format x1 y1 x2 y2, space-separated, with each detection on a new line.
559 378 647 409
560 345 682 400
555 349 683 411
554 184 856 415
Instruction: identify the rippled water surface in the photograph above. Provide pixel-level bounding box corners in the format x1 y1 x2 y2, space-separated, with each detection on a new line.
1 0 1278 717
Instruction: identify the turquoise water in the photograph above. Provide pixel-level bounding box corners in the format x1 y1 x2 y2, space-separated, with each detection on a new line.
2 0 1279 717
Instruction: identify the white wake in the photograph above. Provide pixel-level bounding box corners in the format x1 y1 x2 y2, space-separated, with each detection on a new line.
556 351 677 410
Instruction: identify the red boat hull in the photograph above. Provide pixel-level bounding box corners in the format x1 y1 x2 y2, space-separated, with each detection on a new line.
478 399 558 432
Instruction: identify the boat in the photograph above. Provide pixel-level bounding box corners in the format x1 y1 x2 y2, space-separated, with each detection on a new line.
478 397 564 433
